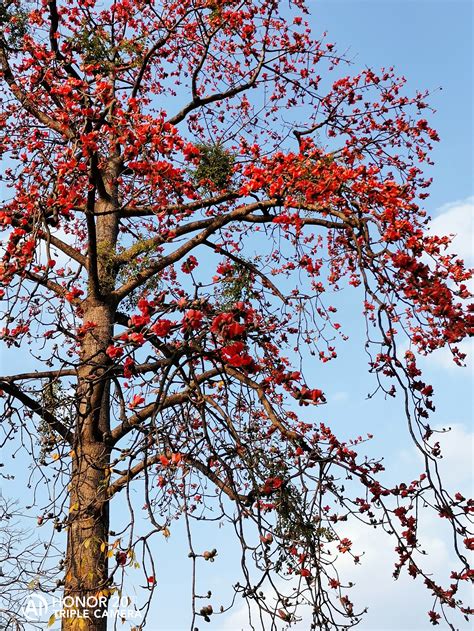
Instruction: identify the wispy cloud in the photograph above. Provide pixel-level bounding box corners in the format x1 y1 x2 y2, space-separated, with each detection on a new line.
222 424 473 631
428 196 473 265
419 197 473 371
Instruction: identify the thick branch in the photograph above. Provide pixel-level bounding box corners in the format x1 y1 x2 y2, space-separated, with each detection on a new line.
41 232 87 268
23 270 70 299
0 360 166 384
117 200 346 268
242 213 345 230
47 0 82 82
119 191 240 218
0 40 74 139
0 368 76 381
131 34 174 100
110 368 220 445
85 171 101 297
0 380 73 443
202 239 287 303
112 199 278 301
107 451 247 503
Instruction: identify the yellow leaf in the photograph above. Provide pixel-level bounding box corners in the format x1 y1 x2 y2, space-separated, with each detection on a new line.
107 550 114 558
84 538 90 549
47 614 56 627
162 527 171 539
52 453 60 461
100 542 107 552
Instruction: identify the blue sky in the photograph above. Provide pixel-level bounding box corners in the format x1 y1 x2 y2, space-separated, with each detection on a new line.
315 0 473 210
147 3 474 629
1 1 472 630
131 3 474 629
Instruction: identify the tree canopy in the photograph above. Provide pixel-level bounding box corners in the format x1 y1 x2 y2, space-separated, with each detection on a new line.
0 1 472 630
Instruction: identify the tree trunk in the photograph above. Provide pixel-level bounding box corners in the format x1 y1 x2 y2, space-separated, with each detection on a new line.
62 443 110 630
62 300 114 631
61 158 120 630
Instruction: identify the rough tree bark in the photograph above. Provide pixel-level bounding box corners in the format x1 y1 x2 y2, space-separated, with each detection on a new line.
62 181 118 630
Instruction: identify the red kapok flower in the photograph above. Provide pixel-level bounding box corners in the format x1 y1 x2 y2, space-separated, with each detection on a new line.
151 319 173 336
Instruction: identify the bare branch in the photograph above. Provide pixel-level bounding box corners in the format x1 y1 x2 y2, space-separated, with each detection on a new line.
166 47 267 126
112 199 278 301
107 451 247 503
119 192 240 218
202 239 287 302
110 368 220 445
0 380 73 443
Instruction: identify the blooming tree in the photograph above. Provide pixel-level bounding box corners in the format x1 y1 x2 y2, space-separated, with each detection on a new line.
0 1 472 630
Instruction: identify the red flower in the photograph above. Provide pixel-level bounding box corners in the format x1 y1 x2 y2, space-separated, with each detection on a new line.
295 386 326 405
215 261 233 276
227 321 246 338
181 255 198 274
129 394 145 409
182 143 201 161
151 319 173 336
211 313 245 339
129 332 145 345
337 538 352 553
171 453 182 465
159 454 170 467
262 477 283 494
221 341 253 367
129 313 150 328
115 551 127 566
463 537 474 550
106 345 123 359
137 297 152 314
123 357 135 379
65 287 84 303
182 309 203 330
428 611 441 625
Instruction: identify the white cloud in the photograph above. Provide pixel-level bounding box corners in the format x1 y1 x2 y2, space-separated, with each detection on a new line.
428 197 473 264
426 338 473 371
331 391 349 402
426 423 473 493
416 197 474 372
222 424 474 631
